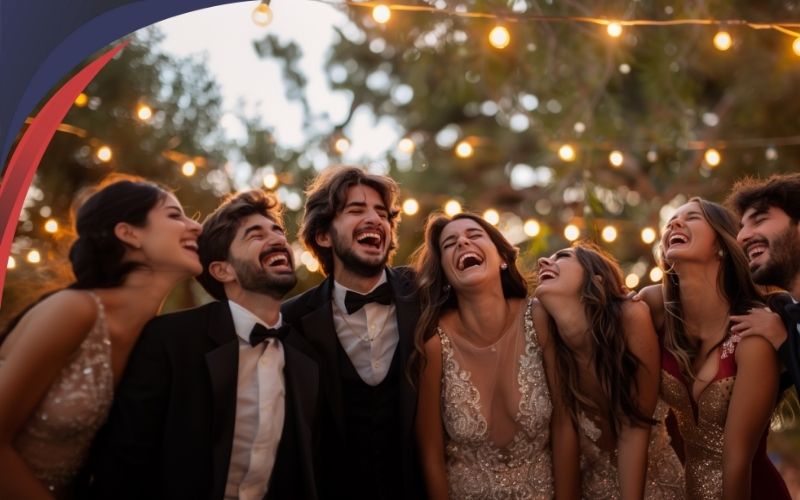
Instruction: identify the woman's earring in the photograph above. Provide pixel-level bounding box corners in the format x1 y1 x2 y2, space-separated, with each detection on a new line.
443 283 451 293
717 249 724 258
500 262 508 270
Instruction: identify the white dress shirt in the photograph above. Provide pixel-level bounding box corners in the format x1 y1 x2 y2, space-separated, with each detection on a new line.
224 301 285 500
332 273 399 386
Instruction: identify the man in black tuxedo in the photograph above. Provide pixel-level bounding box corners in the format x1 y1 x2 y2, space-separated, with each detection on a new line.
282 166 424 500
89 190 320 500
727 173 800 392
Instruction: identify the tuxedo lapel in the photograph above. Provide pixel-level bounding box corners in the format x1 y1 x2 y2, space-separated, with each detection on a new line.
387 267 421 441
203 302 239 500
300 278 346 436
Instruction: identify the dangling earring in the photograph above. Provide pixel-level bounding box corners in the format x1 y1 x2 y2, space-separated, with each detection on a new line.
717 249 724 258
500 262 508 270
443 283 451 294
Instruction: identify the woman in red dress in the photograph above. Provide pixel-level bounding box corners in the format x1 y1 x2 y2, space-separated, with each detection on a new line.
642 197 789 499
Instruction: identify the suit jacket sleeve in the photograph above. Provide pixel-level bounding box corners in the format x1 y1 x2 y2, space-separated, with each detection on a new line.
89 321 171 499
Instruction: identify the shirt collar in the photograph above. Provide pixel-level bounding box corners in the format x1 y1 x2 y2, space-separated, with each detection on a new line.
332 270 389 313
228 300 282 344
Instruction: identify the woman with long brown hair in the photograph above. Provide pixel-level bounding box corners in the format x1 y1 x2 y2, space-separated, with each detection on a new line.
536 242 683 499
411 212 553 499
641 198 790 499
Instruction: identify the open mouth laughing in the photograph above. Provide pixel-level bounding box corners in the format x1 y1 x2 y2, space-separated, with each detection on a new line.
355 229 384 250
260 248 293 271
456 251 484 270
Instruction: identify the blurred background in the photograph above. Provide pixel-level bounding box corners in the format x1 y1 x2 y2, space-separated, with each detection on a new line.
3 0 800 485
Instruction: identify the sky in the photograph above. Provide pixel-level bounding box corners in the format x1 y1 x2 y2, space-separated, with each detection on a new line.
150 0 403 161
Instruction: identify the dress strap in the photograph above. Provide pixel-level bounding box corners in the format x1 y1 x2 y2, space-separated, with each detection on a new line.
523 297 540 347
84 291 110 341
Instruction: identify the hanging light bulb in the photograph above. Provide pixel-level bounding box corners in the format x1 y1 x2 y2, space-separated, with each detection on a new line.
27 249 41 264
263 172 278 189
793 38 800 56
444 200 462 217
488 25 511 49
558 144 576 162
704 148 721 167
524 219 541 237
251 0 274 27
181 160 197 177
74 93 89 107
402 198 419 216
649 267 664 282
44 219 59 234
564 224 580 241
372 5 391 24
713 30 733 51
7 256 16 270
608 150 624 168
640 227 657 244
136 103 153 121
483 209 500 226
606 22 623 38
625 273 640 289
601 225 618 242
334 136 350 154
96 145 112 162
455 140 474 158
397 137 416 154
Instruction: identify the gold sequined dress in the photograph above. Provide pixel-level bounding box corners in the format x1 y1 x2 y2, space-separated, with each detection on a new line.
1 291 113 497
660 335 790 499
437 298 553 499
577 400 685 499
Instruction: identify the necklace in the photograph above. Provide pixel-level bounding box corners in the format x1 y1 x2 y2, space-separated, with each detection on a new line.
333 300 393 344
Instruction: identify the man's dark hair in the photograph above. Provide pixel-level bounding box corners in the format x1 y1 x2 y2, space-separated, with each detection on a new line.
197 190 283 300
299 166 400 276
726 173 800 221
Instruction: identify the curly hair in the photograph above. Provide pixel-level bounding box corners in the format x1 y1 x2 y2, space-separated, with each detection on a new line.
725 173 800 221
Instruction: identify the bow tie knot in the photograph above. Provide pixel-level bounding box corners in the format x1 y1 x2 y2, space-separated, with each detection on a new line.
344 282 394 314
249 323 289 347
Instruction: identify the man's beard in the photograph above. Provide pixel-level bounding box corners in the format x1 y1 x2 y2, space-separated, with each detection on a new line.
330 226 390 278
751 223 800 291
230 256 297 299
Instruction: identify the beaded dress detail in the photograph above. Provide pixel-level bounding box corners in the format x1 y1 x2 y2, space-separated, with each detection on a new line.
437 298 553 499
577 400 685 499
1 291 113 496
660 335 790 499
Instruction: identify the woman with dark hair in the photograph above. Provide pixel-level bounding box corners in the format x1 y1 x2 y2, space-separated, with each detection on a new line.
411 212 553 499
535 242 683 499
0 176 202 499
640 198 790 499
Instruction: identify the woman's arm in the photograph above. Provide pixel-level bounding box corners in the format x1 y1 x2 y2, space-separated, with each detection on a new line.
534 302 581 500
618 301 661 500
0 290 97 499
416 334 449 500
723 335 780 500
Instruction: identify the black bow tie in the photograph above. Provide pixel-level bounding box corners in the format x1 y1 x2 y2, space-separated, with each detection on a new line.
249 323 289 347
344 282 393 314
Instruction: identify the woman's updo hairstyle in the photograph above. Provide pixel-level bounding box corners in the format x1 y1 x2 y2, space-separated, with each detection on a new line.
68 175 167 289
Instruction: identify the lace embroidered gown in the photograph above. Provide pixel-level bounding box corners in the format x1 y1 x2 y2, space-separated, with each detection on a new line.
0 292 113 497
437 298 553 499
577 400 685 499
661 335 790 500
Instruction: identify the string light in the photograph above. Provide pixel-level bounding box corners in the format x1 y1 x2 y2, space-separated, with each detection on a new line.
649 267 664 282
96 145 112 162
74 93 88 107
606 22 623 38
488 25 511 49
263 172 278 189
483 209 500 225
601 225 618 242
608 150 624 167
455 140 474 158
444 199 462 216
136 103 153 121
704 148 722 167
564 224 580 241
251 0 274 27
794 37 800 56
300 251 320 273
372 4 391 24
558 144 576 162
713 30 733 51
641 227 657 244
7 256 15 270
44 219 58 234
524 219 541 237
625 273 640 289
181 160 197 177
397 137 415 154
402 198 419 215
334 136 351 154
26 250 41 264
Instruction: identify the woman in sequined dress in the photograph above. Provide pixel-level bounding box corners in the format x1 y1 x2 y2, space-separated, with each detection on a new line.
638 198 790 500
535 242 684 499
411 212 554 499
0 176 202 499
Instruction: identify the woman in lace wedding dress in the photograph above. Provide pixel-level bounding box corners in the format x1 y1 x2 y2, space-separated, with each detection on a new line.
535 242 684 499
0 176 202 499
412 212 553 499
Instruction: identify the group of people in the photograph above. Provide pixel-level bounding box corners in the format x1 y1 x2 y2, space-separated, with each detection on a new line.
0 166 798 500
